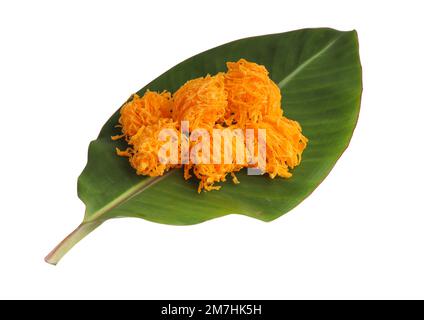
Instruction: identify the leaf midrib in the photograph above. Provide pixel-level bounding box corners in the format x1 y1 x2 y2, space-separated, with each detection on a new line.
85 34 343 223
278 34 342 89
85 171 173 222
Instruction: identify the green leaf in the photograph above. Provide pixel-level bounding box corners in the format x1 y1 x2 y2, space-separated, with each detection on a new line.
45 28 362 265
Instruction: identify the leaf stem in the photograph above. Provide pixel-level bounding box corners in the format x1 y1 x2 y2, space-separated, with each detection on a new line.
45 221 103 265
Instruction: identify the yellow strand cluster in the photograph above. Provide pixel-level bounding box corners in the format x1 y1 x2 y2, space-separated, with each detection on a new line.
113 59 308 192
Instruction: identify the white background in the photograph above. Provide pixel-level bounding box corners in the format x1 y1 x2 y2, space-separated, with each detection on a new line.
1 0 423 299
